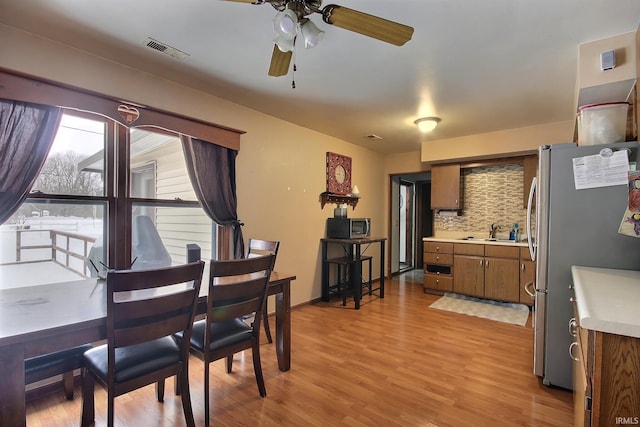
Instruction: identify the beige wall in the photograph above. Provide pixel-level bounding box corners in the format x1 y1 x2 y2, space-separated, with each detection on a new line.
419 120 574 164
2 22 637 307
577 31 637 90
0 24 387 309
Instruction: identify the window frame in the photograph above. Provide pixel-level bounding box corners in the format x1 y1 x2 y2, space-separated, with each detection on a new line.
1 69 243 266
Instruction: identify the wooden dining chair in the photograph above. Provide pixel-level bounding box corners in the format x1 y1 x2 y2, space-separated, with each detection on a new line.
246 238 280 343
25 343 93 400
80 261 204 427
176 255 275 427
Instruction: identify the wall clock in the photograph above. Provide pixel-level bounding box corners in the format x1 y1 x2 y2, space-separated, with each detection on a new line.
326 152 352 194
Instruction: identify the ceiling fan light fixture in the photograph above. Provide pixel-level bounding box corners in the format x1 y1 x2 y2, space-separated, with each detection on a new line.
414 117 441 133
300 19 324 49
273 34 296 52
273 9 298 39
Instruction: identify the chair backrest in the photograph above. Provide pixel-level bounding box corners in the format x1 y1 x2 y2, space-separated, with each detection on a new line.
105 261 205 375
246 239 279 259
206 255 275 327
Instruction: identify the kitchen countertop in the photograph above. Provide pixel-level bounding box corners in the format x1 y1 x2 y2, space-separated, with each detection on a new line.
571 266 640 339
423 237 528 247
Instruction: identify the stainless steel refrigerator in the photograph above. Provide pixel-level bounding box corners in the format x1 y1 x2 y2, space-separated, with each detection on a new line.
526 140 640 390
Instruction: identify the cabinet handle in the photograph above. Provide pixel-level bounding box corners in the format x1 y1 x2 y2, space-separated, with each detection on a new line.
521 263 525 272
569 341 579 362
436 246 440 252
485 260 489 268
479 259 483 267
569 318 577 337
436 256 440 261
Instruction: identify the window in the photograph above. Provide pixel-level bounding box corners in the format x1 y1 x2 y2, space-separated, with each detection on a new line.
0 69 244 288
0 111 215 289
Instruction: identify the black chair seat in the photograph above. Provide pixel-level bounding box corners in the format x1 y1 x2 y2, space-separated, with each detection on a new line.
181 318 252 353
25 344 93 385
84 337 181 384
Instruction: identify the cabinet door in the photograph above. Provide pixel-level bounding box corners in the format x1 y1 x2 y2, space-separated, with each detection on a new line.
453 255 484 297
483 257 520 303
431 164 461 209
573 325 592 427
519 259 535 305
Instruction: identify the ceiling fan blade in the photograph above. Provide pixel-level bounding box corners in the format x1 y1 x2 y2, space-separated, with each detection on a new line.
322 5 414 46
268 45 293 77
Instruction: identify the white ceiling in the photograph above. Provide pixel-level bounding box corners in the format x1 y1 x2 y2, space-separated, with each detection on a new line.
1 0 640 154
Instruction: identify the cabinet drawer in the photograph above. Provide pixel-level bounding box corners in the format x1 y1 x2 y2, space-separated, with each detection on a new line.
454 243 484 256
424 241 453 254
519 246 533 261
425 253 453 265
425 274 453 292
485 245 519 259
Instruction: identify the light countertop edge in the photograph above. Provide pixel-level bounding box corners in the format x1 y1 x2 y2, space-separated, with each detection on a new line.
423 237 528 247
571 266 640 339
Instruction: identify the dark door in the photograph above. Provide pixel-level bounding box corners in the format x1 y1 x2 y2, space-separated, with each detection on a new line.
415 181 432 270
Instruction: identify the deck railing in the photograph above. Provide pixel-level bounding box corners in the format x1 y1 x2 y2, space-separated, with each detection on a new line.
15 228 96 277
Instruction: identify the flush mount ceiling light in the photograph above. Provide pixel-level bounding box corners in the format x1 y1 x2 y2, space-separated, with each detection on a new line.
414 117 441 133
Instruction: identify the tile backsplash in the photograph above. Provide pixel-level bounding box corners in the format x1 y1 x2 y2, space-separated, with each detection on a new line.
434 163 530 239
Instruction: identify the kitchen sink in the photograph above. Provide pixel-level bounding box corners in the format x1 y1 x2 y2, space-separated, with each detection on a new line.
458 237 516 242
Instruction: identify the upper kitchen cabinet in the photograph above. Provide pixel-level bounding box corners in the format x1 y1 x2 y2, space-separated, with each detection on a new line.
523 155 537 208
431 164 462 210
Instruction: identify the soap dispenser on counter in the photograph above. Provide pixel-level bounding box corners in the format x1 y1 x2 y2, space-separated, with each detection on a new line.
509 223 519 241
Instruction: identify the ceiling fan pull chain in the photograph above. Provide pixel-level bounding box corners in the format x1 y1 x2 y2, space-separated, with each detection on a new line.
291 64 296 89
291 39 297 89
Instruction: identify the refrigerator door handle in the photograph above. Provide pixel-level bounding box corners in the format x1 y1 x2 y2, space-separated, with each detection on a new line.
524 281 535 297
527 176 537 261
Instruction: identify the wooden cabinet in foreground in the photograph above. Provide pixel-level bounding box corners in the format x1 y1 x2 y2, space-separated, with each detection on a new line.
572 322 640 426
431 164 462 210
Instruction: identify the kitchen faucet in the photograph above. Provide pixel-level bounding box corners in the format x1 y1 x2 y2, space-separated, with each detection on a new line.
489 223 501 239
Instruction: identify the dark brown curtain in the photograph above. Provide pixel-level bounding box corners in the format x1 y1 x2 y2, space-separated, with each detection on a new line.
0 99 62 224
181 135 244 258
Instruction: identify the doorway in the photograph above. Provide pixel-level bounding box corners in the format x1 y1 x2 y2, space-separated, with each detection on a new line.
399 180 414 272
389 173 433 277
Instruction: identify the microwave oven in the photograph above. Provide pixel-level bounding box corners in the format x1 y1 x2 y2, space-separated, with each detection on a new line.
326 218 371 239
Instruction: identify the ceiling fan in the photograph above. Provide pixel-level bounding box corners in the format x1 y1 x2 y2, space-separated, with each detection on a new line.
223 0 414 77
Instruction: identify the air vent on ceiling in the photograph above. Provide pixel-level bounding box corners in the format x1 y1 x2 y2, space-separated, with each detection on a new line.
143 37 190 60
366 134 383 140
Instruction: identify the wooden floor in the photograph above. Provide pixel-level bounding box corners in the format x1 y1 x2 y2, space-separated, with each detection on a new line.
26 271 573 426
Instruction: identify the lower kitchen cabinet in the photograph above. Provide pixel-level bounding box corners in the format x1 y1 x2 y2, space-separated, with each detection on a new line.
453 243 484 298
573 324 640 427
423 241 454 293
453 243 520 302
571 266 640 427
483 245 520 303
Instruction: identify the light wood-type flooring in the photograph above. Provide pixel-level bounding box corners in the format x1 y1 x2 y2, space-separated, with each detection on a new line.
26 271 573 426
